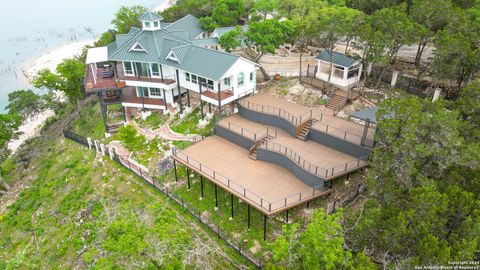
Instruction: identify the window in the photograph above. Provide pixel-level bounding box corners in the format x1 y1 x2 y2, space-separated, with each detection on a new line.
150 88 162 97
191 74 198 84
144 21 151 28
151 63 160 77
249 72 255 82
224 77 230 86
153 21 159 28
167 51 179 62
238 72 244 86
130 42 147 52
124 62 134 76
136 87 149 97
185 72 190 82
208 80 214 89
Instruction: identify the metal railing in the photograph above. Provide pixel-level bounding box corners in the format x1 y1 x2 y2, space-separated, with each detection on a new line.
312 117 375 148
218 120 277 142
172 148 330 213
238 99 313 127
259 141 368 179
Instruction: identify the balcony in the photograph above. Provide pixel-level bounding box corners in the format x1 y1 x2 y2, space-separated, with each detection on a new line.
122 87 167 109
85 65 118 92
201 88 235 106
116 64 176 85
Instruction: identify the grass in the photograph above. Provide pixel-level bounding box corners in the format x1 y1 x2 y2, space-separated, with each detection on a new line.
70 102 105 140
170 107 217 136
135 111 169 130
0 136 251 269
157 165 329 256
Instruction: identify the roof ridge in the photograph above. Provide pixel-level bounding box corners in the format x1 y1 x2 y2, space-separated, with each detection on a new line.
165 14 198 29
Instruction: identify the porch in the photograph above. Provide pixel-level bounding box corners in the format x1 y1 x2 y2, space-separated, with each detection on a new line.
121 87 167 110
117 63 176 85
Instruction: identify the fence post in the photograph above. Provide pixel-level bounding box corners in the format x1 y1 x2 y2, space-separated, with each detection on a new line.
87 137 92 149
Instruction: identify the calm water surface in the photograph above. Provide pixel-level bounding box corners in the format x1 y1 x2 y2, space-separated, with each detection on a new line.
0 0 164 113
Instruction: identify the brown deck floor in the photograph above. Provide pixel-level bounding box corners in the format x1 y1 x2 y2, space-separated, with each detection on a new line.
175 136 329 215
220 114 366 177
85 65 117 91
202 89 234 101
244 92 312 119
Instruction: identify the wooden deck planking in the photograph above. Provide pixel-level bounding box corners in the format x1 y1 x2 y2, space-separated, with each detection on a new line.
176 136 329 215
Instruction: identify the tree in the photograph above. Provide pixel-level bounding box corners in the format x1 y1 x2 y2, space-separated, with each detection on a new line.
212 0 245 26
346 0 403 14
253 0 277 20
348 97 480 268
245 19 294 79
430 30 480 92
198 16 218 34
6 90 47 121
310 6 364 83
450 79 480 141
33 58 85 104
359 8 423 88
117 125 146 152
0 113 20 170
410 0 454 67
111 5 148 34
267 209 376 269
219 27 243 52
95 29 117 47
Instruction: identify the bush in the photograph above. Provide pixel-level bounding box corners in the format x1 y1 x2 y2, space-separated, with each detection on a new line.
117 125 146 152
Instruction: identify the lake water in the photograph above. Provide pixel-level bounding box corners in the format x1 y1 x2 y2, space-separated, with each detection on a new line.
0 0 165 113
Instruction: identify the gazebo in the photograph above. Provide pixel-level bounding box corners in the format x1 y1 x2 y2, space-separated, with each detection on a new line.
315 50 362 91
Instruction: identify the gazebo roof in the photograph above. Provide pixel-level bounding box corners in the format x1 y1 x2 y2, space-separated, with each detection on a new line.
349 107 379 124
316 50 359 68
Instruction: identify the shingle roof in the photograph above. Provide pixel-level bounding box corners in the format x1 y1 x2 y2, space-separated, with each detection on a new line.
316 51 359 68
164 14 203 39
139 12 163 21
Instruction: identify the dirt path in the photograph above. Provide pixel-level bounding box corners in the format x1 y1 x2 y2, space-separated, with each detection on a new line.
131 121 199 142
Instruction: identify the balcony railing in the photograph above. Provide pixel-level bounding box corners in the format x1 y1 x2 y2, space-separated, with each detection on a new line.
172 148 328 214
259 141 368 179
116 64 176 85
202 87 234 101
238 99 313 127
84 65 118 91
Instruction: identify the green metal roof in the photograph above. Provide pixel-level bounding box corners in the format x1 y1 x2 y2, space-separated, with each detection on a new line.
138 12 163 21
161 45 240 81
316 51 359 68
164 14 204 39
211 25 249 38
192 37 219 46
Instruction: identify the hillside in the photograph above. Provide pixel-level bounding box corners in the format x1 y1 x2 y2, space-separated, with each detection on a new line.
0 105 250 269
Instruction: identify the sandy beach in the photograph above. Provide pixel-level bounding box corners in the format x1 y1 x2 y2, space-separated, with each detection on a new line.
23 39 96 82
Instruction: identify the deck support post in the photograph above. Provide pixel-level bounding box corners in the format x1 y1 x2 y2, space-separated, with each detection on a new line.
306 201 310 208
173 159 178 182
230 194 234 218
346 174 350 181
175 69 183 114
199 84 204 120
217 82 222 116
247 205 251 228
200 176 204 198
214 184 218 208
123 106 128 122
285 209 289 223
162 89 168 112
186 89 191 108
186 168 191 190
263 214 267 241
208 103 212 114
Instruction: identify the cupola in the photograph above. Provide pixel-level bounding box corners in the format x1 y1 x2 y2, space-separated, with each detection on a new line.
138 12 163 31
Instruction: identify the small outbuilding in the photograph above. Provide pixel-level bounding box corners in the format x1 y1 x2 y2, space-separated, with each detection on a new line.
315 50 362 90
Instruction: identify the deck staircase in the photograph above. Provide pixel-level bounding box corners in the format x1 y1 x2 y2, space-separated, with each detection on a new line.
249 134 275 160
296 118 319 141
327 94 348 112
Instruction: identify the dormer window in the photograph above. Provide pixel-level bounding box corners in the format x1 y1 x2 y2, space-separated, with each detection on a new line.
144 21 151 28
130 42 147 53
167 51 179 62
154 21 159 28
139 12 163 31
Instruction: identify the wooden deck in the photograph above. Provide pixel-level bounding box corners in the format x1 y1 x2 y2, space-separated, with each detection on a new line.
202 89 234 101
173 136 331 216
85 65 118 92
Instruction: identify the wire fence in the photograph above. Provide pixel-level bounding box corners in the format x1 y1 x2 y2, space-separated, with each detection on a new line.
63 130 264 268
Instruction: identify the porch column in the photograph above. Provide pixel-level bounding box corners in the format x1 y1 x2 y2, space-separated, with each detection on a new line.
199 83 204 120
208 103 212 114
122 105 127 122
90 64 97 85
186 89 191 108
159 64 164 81
162 89 168 112
175 69 183 114
140 87 145 111
343 67 348 80
217 82 221 115
361 119 371 146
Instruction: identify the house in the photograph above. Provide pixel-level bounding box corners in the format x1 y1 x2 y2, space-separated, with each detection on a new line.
84 12 258 128
210 25 249 50
315 50 362 90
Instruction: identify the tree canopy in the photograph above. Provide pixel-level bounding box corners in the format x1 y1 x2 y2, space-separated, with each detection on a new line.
111 5 148 34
